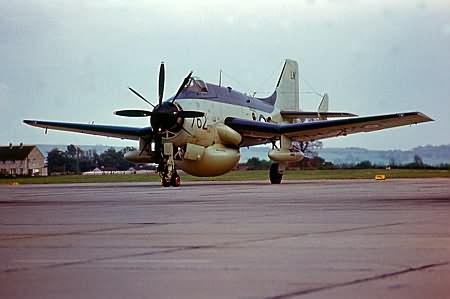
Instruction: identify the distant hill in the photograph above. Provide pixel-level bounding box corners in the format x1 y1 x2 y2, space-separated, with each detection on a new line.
241 144 450 166
319 145 450 166
36 144 450 166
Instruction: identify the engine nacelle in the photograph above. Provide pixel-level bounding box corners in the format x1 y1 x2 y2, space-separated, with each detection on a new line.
176 143 240 177
124 150 156 163
216 124 242 146
268 148 304 162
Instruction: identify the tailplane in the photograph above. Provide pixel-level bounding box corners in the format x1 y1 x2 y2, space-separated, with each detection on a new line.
280 93 358 120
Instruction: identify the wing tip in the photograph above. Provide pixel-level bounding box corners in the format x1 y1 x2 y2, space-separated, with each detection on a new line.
410 111 434 122
417 112 434 122
23 120 37 125
397 112 434 122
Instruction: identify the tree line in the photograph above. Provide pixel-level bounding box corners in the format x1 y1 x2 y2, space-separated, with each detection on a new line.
47 144 449 175
47 145 136 174
240 154 450 170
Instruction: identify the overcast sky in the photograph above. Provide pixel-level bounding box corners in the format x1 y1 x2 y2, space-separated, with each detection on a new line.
1 0 449 150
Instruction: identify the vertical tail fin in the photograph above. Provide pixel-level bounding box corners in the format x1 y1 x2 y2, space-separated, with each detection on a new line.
275 59 300 111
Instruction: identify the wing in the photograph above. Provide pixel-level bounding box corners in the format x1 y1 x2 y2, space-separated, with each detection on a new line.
23 120 152 140
225 112 433 145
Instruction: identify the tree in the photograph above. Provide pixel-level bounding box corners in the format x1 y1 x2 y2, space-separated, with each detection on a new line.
293 141 323 157
388 157 397 168
66 144 77 157
98 147 135 171
65 144 82 174
355 160 372 169
245 157 271 170
305 141 323 157
47 148 67 174
413 154 424 167
78 149 97 172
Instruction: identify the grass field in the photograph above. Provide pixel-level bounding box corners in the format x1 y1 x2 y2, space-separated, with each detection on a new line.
1 169 449 185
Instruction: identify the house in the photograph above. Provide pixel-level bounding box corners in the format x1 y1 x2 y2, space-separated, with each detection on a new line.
0 143 48 176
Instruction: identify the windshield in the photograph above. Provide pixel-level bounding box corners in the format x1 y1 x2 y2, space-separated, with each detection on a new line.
186 77 208 93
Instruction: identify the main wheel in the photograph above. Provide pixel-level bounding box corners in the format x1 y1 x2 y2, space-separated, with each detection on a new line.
269 163 283 184
161 177 171 187
171 174 181 187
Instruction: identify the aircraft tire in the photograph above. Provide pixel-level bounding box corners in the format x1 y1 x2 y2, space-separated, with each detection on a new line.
161 178 171 187
269 163 283 184
171 174 181 187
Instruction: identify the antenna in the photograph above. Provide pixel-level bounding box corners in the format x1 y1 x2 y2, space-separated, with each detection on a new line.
219 69 222 87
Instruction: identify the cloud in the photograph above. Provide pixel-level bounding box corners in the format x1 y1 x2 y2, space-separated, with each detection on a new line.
1 0 449 148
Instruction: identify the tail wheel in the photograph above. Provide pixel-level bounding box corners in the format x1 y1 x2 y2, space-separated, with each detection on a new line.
269 163 283 184
171 174 181 187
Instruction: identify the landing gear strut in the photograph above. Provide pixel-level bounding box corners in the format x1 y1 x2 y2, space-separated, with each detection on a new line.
158 142 181 187
269 163 283 184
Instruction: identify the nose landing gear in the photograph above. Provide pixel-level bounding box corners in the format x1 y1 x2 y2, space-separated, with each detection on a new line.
160 170 181 187
159 142 181 187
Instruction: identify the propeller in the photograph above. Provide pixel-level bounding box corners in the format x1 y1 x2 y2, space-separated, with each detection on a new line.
120 62 203 120
116 62 205 162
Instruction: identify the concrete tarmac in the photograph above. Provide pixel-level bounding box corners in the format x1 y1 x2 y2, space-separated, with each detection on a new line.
0 178 449 299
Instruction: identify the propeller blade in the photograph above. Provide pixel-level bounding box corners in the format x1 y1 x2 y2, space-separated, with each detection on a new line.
114 109 153 117
177 111 205 118
128 87 155 108
172 71 193 103
158 62 165 105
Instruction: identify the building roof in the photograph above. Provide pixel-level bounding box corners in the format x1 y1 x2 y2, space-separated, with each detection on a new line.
0 145 36 161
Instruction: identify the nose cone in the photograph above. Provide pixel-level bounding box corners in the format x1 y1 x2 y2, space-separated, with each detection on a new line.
150 101 183 132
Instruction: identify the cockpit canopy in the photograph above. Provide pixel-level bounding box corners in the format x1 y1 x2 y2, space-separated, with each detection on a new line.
186 77 208 93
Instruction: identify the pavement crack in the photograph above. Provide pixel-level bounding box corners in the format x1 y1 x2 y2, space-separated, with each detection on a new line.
2 245 217 273
219 222 407 246
263 261 450 299
0 224 147 241
1 222 408 273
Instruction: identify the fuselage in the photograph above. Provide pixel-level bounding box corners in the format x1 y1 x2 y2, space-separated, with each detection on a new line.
148 79 282 176
167 79 282 148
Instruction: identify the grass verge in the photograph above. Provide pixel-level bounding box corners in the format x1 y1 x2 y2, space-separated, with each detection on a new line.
1 169 449 185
